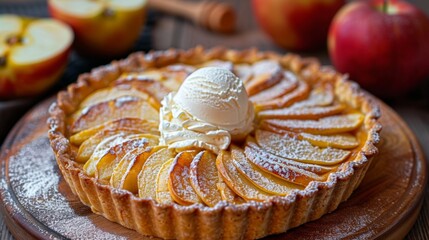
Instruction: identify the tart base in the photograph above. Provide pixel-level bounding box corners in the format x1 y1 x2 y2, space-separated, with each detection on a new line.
48 47 381 239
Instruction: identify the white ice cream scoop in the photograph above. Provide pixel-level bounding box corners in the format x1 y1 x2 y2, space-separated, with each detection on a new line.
173 67 254 139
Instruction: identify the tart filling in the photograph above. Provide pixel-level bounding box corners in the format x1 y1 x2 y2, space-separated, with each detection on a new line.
48 47 381 239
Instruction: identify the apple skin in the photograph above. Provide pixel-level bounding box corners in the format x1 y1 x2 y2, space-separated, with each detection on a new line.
252 0 345 51
328 0 429 97
0 16 73 99
48 1 147 58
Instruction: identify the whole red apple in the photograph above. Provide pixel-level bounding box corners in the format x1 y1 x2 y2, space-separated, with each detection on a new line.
252 0 345 51
328 0 429 97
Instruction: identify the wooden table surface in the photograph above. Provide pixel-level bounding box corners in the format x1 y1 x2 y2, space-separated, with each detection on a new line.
1 0 429 239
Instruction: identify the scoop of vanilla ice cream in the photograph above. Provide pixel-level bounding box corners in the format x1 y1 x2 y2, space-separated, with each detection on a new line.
173 67 254 140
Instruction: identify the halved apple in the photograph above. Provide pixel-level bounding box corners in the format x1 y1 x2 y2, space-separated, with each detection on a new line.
189 151 222 207
138 148 176 199
168 151 202 205
0 14 73 98
48 0 147 58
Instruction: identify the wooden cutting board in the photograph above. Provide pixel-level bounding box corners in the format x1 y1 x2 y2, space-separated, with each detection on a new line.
0 96 426 240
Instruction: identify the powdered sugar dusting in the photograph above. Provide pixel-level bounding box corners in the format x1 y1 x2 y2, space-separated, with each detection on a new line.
7 136 131 239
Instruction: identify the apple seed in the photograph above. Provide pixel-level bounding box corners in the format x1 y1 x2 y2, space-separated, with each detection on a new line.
6 35 22 46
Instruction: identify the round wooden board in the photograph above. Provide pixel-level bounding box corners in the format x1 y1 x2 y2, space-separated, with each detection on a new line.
0 96 427 240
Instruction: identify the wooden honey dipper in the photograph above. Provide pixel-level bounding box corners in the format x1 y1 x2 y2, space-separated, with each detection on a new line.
148 0 236 33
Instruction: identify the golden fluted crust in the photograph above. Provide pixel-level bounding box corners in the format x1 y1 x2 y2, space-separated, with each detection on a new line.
48 46 381 239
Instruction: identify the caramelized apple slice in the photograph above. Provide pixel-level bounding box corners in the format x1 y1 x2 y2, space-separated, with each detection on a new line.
262 113 364 134
216 151 272 201
110 146 162 194
291 83 334 108
81 133 131 168
255 81 310 111
258 104 345 120
76 129 143 163
168 150 202 205
70 96 159 134
138 148 176 199
255 130 350 165
234 64 252 84
79 85 151 109
95 136 159 181
113 77 171 102
216 178 245 204
189 151 222 207
246 60 283 96
231 146 302 195
156 159 175 203
300 133 359 149
70 118 159 145
250 72 298 103
246 139 334 174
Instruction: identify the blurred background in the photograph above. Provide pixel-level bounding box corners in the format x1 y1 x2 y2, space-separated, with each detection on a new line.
0 0 429 239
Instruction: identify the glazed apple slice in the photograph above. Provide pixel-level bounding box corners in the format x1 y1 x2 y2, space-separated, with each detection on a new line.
216 173 245 204
255 130 350 165
83 133 158 175
291 83 334 108
113 77 171 102
76 129 146 162
250 72 298 103
70 118 159 145
233 64 252 84
246 138 334 174
81 132 132 167
138 148 176 199
168 151 202 205
300 133 359 149
216 151 273 201
262 113 364 134
189 151 222 207
156 159 175 204
70 96 159 134
258 104 345 120
255 81 310 111
110 146 162 194
245 60 283 96
79 85 158 110
95 137 155 181
231 146 302 195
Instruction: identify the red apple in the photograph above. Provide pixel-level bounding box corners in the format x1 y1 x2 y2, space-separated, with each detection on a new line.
252 0 345 51
48 0 147 58
0 14 73 99
328 0 429 97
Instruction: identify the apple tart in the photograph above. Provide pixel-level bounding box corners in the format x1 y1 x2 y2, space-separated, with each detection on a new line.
48 47 381 239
